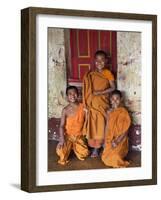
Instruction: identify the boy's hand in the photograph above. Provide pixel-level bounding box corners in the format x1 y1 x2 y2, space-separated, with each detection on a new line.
57 137 65 149
111 140 117 148
93 90 102 95
114 137 121 145
83 108 88 114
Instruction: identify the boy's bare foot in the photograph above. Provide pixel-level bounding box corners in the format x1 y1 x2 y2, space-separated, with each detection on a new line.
90 148 99 158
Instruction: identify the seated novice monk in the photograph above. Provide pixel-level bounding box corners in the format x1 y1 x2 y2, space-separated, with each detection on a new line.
83 50 115 157
56 86 89 165
101 90 131 168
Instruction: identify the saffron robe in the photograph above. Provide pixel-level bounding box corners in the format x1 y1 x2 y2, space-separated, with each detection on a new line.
82 69 114 148
101 107 131 168
56 103 89 165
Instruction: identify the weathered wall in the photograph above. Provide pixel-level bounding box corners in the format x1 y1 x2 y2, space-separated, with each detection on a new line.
48 29 141 124
48 28 67 118
117 32 141 125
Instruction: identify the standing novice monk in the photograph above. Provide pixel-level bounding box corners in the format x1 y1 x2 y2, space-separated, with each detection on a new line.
102 90 131 168
83 50 115 157
56 86 89 165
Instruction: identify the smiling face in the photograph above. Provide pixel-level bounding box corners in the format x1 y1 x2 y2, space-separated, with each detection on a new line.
67 89 78 103
110 94 122 109
95 55 106 71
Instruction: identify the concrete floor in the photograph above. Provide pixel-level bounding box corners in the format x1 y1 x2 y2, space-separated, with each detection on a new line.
48 140 141 171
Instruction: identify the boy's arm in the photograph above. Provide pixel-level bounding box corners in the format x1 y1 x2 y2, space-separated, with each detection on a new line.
116 131 128 144
102 80 115 94
104 110 112 146
93 80 115 95
111 131 128 148
57 108 66 148
82 106 88 136
112 112 131 148
104 110 110 138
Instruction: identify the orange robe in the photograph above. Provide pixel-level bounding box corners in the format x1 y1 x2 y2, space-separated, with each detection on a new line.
101 107 131 168
82 69 114 148
56 103 89 165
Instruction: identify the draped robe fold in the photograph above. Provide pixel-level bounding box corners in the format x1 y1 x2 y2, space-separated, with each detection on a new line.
101 107 131 168
82 69 114 148
56 103 89 165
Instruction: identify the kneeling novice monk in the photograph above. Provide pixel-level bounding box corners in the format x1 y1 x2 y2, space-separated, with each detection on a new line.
56 86 89 165
102 90 131 168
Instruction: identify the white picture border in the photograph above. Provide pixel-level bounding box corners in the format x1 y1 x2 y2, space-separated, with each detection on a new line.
36 14 152 186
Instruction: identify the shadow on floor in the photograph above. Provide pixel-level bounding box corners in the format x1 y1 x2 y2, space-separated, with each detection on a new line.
48 140 141 171
10 183 20 190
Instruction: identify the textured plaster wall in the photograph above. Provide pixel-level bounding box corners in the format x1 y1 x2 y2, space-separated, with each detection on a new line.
48 30 141 125
117 32 141 125
48 28 67 118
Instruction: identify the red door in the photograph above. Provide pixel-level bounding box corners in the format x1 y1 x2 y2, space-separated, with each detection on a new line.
68 29 117 85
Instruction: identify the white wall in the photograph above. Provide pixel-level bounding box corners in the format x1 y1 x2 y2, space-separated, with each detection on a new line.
117 32 141 124
48 28 67 118
0 0 160 199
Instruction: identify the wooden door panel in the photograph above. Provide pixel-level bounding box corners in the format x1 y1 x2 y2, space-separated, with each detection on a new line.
77 30 90 58
69 29 117 84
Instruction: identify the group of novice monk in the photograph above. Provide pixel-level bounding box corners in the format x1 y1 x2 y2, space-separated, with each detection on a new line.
56 50 131 168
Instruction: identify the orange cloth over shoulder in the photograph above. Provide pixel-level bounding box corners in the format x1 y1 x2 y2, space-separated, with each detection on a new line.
102 107 131 168
82 68 114 145
65 103 85 136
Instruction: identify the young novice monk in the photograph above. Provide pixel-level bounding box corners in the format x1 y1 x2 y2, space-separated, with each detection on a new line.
56 86 89 165
101 90 131 168
83 50 115 157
